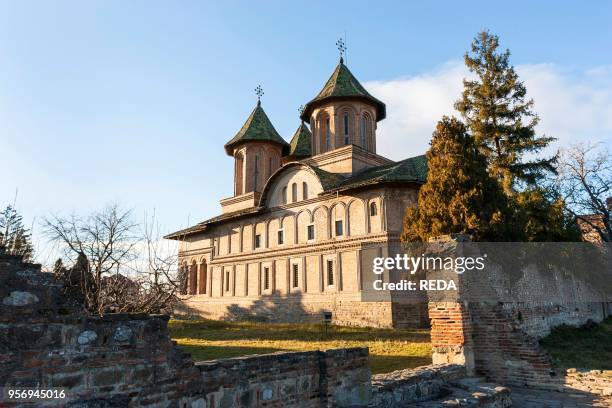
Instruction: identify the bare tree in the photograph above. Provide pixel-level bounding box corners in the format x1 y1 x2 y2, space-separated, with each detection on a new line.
43 203 138 314
557 143 611 242
123 211 183 314
43 203 184 315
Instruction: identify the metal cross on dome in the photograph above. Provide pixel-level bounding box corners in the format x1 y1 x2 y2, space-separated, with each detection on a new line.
255 85 264 102
336 38 347 60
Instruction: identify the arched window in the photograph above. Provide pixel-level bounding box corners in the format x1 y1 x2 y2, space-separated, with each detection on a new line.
370 202 377 216
235 152 244 195
282 186 287 204
360 116 366 148
180 263 188 294
253 155 260 191
268 157 273 178
291 182 298 202
302 182 308 200
198 260 207 294
343 113 350 145
360 114 371 150
325 118 331 151
189 260 197 295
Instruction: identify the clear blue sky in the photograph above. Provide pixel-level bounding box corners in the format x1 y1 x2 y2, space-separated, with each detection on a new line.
2 1 611 264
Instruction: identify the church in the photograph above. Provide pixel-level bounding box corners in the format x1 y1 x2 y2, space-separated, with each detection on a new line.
166 52 429 328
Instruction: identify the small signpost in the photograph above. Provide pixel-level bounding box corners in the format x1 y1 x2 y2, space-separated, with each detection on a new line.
322 311 332 335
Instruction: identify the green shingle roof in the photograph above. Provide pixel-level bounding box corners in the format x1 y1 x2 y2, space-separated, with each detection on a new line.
330 154 428 192
287 122 312 158
300 59 386 122
224 101 289 155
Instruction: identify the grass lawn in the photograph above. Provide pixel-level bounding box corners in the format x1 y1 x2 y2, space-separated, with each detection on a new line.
169 319 431 374
540 317 612 370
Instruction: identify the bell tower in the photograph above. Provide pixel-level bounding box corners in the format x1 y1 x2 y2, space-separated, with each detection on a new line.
222 87 288 213
300 40 386 156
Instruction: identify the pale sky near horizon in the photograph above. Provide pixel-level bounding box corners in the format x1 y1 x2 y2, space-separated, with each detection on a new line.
2 1 611 266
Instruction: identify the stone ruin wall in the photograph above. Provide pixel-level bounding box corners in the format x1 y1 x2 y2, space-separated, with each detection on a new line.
0 253 371 407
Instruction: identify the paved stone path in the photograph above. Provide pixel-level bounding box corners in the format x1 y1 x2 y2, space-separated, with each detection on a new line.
511 387 612 407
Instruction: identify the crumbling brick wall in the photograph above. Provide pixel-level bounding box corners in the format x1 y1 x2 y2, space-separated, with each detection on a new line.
425 238 611 388
0 253 371 407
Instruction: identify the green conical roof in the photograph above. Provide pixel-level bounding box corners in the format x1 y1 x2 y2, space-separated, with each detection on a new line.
224 101 289 155
300 59 386 122
287 122 312 158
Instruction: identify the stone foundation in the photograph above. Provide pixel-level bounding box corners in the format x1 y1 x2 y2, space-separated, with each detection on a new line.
177 294 429 329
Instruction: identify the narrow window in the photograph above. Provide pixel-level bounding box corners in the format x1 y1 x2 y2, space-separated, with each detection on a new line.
292 264 299 288
292 182 298 202
370 202 377 216
335 220 343 237
225 270 230 292
327 260 334 286
282 186 287 204
278 229 284 245
343 113 349 145
360 116 366 148
254 155 260 191
268 157 273 178
189 261 197 295
199 262 207 294
263 267 270 290
307 224 315 241
325 118 331 151
255 234 261 249
302 182 308 200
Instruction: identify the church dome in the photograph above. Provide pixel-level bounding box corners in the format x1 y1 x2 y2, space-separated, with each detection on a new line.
224 101 289 155
300 59 386 123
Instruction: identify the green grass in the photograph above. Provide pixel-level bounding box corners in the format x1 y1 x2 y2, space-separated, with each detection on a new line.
169 319 432 374
540 317 612 370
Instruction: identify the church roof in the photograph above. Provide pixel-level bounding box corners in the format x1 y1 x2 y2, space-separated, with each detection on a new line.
287 122 312 158
165 154 427 240
224 101 289 155
300 59 386 122
329 154 427 193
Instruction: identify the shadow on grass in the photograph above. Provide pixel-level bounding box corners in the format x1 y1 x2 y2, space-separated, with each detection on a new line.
175 342 431 375
176 344 285 362
169 318 431 343
540 316 612 370
370 355 433 375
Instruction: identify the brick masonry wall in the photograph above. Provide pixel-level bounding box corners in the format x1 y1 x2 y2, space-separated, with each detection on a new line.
425 237 612 389
0 253 371 407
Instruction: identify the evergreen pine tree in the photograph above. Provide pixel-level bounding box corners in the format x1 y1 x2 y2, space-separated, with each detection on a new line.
0 205 34 262
455 31 556 193
402 116 513 242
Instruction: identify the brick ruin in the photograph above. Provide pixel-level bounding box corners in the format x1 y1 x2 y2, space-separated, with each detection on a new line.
2 237 612 406
425 239 612 395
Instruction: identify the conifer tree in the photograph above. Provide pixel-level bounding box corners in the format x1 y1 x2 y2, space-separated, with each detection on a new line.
455 31 556 193
402 116 512 242
0 205 34 262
